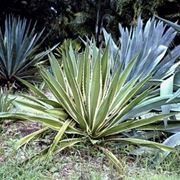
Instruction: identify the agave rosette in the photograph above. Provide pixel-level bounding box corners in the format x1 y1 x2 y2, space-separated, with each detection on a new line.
0 15 49 88
0 41 180 158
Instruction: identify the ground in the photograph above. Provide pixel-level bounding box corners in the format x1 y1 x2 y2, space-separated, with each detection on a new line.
0 121 180 180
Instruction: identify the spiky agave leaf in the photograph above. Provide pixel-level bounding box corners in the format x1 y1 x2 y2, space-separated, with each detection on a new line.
155 16 180 32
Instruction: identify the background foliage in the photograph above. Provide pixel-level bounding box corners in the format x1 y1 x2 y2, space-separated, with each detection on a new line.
0 0 179 46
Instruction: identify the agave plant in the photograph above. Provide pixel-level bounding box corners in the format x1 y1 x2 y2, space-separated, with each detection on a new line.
103 16 180 131
0 15 47 89
0 42 180 171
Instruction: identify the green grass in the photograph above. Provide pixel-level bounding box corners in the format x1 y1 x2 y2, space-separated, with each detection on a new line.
0 122 180 180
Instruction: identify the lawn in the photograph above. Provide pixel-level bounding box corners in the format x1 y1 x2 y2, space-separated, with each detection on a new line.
0 121 180 180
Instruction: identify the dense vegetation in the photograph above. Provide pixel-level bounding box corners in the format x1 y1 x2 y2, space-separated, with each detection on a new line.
0 1 179 179
0 0 179 46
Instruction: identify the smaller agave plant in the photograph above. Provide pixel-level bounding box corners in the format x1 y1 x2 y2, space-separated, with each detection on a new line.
0 15 48 89
0 41 179 171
